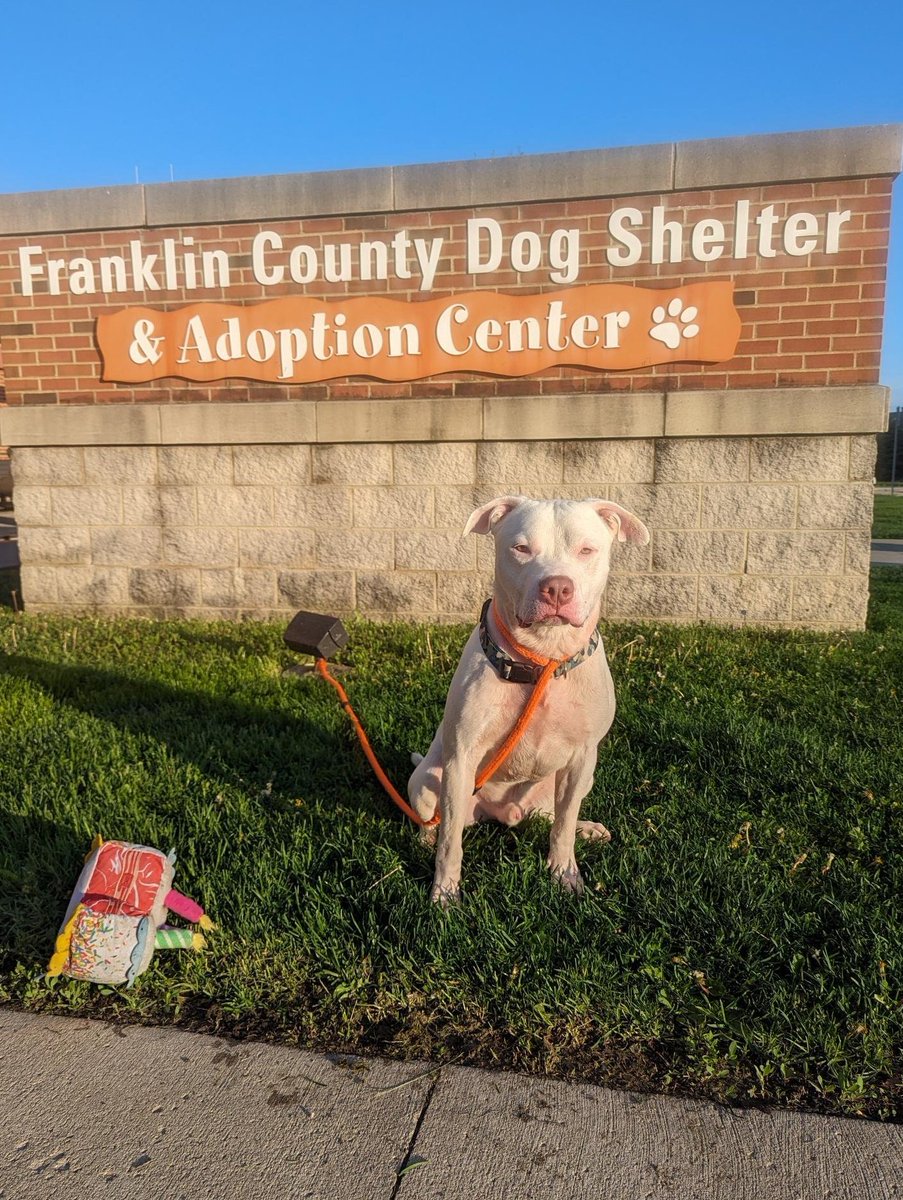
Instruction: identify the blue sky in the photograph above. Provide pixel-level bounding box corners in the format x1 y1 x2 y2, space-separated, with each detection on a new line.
2 0 901 404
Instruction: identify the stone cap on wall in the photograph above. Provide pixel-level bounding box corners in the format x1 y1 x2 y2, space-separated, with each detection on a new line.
0 386 889 447
0 125 900 235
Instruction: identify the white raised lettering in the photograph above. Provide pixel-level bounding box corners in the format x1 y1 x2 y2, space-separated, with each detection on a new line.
360 240 389 282
467 218 503 274
278 329 307 378
324 243 353 283
252 231 284 285
783 212 820 256
691 219 725 262
734 200 750 258
603 310 630 348
505 316 542 352
570 314 599 350
352 323 382 358
436 303 471 355
214 318 243 361
510 231 542 274
392 230 412 280
387 323 419 357
69 257 96 295
651 207 682 264
545 300 569 351
247 328 276 363
549 228 580 284
183 236 197 289
825 209 852 253
310 312 334 360
289 244 317 284
756 205 779 258
163 239 178 289
130 241 161 290
413 236 443 291
474 318 504 353
18 246 45 297
99 255 127 292
202 249 230 288
606 208 643 267
178 315 214 363
333 312 348 357
48 259 66 293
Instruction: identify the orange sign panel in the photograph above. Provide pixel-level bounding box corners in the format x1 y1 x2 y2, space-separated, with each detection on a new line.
97 282 741 385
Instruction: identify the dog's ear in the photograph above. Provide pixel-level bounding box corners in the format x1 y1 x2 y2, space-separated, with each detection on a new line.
463 495 527 536
588 498 650 545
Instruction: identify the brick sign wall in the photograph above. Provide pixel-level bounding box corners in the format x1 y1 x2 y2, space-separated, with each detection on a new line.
0 126 899 628
0 179 892 407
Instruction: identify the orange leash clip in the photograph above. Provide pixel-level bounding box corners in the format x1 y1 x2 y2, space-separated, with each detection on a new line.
316 604 565 828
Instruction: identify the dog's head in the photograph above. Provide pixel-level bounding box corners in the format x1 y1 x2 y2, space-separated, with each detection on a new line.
464 496 649 630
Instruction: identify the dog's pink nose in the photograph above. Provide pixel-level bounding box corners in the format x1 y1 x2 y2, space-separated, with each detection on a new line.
538 575 574 606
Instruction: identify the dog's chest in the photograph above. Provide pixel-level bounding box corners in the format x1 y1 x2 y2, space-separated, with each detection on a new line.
483 659 613 782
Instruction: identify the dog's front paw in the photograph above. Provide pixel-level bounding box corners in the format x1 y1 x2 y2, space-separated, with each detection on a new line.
547 857 585 895
430 879 461 907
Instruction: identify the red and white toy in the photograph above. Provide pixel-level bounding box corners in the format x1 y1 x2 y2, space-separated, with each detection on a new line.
47 837 214 987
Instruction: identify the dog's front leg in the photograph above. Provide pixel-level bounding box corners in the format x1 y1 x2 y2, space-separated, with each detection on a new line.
430 757 471 906
547 757 597 895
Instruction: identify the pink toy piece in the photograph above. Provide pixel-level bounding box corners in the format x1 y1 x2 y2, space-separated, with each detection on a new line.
164 888 205 924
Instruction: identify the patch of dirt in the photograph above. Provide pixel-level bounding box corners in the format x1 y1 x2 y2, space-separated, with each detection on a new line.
10 992 902 1124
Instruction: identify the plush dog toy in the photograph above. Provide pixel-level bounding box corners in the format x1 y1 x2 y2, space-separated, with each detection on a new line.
47 837 214 987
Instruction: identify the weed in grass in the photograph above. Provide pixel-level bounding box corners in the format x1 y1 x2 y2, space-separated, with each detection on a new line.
0 569 902 1118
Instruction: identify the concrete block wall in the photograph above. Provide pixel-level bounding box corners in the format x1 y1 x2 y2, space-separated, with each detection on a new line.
11 432 877 629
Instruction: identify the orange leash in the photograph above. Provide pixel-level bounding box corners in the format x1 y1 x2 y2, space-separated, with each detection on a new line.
473 603 566 792
315 657 439 827
315 605 566 827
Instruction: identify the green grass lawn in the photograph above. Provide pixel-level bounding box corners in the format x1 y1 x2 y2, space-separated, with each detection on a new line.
873 494 903 539
1 568 902 1119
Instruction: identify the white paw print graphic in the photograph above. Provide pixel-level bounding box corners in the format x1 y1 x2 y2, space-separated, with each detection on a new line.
649 297 700 350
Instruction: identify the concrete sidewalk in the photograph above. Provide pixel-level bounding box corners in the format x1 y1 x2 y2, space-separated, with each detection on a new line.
872 539 903 566
1 1010 901 1199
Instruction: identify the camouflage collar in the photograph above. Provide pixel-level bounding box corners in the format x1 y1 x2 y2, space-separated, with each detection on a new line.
478 599 600 684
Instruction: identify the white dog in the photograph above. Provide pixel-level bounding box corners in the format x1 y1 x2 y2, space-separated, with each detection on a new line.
408 495 649 905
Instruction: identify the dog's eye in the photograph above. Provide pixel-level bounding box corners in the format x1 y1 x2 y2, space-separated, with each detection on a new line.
512 543 531 555
578 546 597 556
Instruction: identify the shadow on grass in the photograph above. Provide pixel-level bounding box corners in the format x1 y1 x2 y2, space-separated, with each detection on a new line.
0 654 356 816
0 565 21 611
0 652 425 974
0 812 85 972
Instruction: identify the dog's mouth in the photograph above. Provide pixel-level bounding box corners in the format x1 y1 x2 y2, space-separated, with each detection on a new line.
513 593 588 630
517 612 581 628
